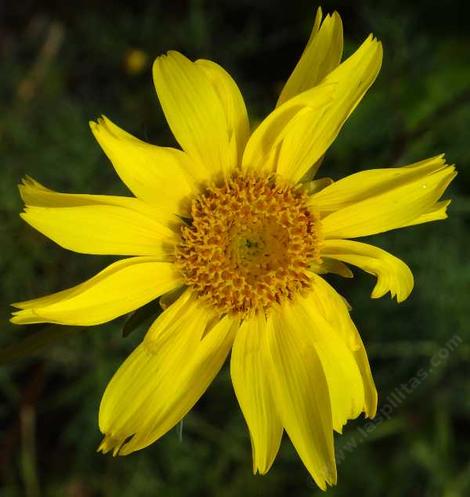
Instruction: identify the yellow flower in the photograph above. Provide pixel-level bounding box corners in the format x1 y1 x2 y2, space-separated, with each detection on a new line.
11 8 455 490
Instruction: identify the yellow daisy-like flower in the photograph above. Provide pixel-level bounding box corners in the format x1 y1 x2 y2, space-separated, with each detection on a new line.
11 8 455 490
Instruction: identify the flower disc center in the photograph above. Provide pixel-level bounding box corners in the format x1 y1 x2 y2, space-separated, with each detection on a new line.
175 175 321 315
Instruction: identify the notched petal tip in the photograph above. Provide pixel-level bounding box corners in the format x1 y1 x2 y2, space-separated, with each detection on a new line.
97 436 112 454
10 308 41 325
369 264 414 303
166 49 182 58
321 240 414 305
18 176 51 206
89 115 108 133
91 114 118 132
9 312 22 324
312 464 338 491
98 434 135 456
88 118 107 142
18 175 36 189
89 116 114 136
153 50 184 69
363 34 383 59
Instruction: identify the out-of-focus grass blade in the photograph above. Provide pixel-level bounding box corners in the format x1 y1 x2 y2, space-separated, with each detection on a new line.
177 419 184 442
122 299 160 338
0 326 81 365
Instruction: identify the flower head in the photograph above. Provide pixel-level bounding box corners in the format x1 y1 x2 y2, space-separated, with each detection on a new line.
11 7 455 490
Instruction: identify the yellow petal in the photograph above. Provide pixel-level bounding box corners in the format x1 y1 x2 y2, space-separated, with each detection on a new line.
321 239 414 302
153 51 236 179
293 290 365 433
307 273 360 350
276 35 382 183
308 274 377 419
266 309 336 490
19 176 174 225
350 330 378 418
230 314 283 474
241 80 335 174
310 258 353 278
99 291 238 455
320 162 456 239
11 258 181 326
401 199 451 227
277 8 343 106
196 59 250 165
90 116 196 215
303 177 333 195
311 154 449 214
20 202 176 257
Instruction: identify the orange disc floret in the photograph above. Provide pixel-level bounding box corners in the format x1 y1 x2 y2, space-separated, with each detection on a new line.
175 174 321 316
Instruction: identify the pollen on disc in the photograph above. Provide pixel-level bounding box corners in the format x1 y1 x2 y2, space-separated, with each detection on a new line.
175 174 321 316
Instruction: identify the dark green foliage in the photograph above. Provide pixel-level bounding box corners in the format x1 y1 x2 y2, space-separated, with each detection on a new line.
1 1 469 496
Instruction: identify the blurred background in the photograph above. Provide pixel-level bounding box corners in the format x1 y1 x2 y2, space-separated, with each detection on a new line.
1 0 469 496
